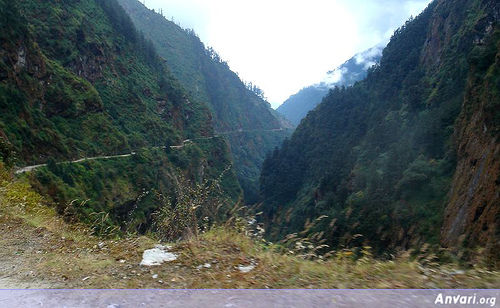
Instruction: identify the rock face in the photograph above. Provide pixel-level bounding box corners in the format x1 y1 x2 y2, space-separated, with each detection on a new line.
442 124 499 260
441 3 500 261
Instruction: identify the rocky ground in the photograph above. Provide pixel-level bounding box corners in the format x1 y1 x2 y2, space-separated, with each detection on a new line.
0 173 499 289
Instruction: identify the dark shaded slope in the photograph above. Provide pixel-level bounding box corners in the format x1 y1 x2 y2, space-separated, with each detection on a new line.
260 0 499 261
277 86 330 126
117 0 292 203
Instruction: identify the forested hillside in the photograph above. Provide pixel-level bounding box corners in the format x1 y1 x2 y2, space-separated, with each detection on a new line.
117 0 292 203
0 0 240 235
277 45 383 126
0 0 499 291
260 0 499 264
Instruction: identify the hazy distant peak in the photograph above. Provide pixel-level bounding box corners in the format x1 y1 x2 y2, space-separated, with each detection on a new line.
277 43 386 126
317 42 386 88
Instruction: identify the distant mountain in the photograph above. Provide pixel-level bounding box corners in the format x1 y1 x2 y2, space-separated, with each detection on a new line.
277 44 384 126
118 0 292 203
260 0 499 263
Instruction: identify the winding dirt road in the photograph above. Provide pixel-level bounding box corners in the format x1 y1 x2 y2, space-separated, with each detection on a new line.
14 128 285 174
14 153 137 174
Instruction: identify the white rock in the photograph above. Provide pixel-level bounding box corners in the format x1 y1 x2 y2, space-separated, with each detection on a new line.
140 245 177 266
451 270 466 275
237 265 255 273
152 274 158 279
196 263 212 270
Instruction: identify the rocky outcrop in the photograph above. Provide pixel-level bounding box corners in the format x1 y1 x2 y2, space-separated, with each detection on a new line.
441 3 499 263
71 43 107 82
443 105 499 261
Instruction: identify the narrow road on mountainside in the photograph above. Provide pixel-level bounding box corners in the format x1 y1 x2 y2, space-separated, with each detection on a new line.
14 128 286 174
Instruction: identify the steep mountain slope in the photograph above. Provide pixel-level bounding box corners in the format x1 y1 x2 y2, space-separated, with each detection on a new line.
260 0 499 263
441 8 499 259
0 0 240 233
277 45 384 126
117 0 292 203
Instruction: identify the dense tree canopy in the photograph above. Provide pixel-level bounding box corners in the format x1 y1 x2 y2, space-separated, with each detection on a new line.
260 0 499 256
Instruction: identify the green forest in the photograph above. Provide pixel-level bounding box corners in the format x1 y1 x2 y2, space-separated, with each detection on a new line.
117 0 292 204
260 0 499 264
0 0 241 236
0 0 498 292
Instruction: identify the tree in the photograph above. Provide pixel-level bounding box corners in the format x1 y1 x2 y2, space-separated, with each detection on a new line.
0 0 27 40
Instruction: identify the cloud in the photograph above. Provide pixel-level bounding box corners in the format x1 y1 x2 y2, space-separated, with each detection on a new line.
355 42 386 65
144 0 432 108
323 67 348 85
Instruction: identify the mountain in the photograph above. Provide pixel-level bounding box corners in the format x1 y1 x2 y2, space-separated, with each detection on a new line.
0 0 240 234
260 0 499 263
0 0 499 290
117 0 292 203
276 45 384 126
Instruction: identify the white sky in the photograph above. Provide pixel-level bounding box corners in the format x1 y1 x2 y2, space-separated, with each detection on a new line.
144 0 433 108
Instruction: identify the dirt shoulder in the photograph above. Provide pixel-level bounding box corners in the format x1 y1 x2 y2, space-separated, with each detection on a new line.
0 175 499 289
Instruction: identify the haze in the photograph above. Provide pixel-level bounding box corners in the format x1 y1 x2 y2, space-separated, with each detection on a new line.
143 0 432 108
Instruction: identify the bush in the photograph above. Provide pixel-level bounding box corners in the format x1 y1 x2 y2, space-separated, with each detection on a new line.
152 167 230 241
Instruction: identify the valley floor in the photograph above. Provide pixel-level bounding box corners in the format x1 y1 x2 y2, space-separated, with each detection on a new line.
0 173 499 289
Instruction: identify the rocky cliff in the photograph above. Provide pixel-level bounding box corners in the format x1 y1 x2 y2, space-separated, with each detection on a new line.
442 2 499 262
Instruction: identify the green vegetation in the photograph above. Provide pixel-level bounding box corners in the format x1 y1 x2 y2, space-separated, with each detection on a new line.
260 0 499 263
117 0 292 203
1 163 498 289
0 0 497 288
0 0 241 235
